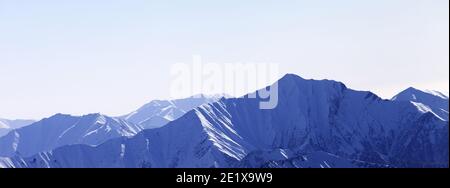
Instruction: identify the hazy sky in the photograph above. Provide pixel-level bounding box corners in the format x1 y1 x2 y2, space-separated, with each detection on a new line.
0 0 448 119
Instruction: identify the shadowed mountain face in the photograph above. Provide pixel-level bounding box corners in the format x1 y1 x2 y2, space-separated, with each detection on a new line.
1 74 448 168
392 87 449 121
0 113 142 157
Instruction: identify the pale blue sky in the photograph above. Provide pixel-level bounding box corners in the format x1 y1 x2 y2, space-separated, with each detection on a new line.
0 0 448 119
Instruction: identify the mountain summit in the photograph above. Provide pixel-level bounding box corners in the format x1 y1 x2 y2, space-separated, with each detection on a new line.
121 95 221 129
392 87 449 120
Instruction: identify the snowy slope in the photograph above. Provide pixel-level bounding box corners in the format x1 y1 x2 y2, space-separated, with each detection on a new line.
392 87 449 121
121 95 222 129
0 113 142 157
0 119 35 137
2 74 448 168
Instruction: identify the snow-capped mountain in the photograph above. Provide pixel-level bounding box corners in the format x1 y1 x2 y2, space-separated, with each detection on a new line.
0 113 142 157
0 95 221 158
1 74 448 168
121 95 222 129
392 87 449 121
0 119 35 137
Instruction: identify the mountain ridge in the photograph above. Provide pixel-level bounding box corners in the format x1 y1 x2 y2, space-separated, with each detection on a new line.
0 95 222 158
2 74 447 168
120 95 222 129
0 113 142 157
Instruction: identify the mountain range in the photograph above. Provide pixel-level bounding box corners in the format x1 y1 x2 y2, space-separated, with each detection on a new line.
0 74 447 168
0 96 219 158
0 114 141 157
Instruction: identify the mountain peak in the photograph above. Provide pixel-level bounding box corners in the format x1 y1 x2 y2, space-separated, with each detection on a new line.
400 87 434 96
393 87 449 121
121 94 223 129
279 73 305 82
393 87 449 101
404 86 420 92
276 74 347 91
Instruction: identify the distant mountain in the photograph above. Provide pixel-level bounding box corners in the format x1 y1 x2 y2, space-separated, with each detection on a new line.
2 74 447 168
121 95 222 129
392 87 449 121
0 119 35 137
0 113 142 157
0 95 221 158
